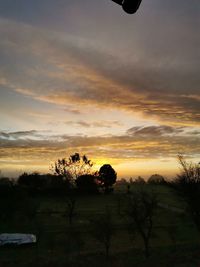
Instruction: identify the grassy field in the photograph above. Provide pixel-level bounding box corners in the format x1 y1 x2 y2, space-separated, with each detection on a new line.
0 184 200 267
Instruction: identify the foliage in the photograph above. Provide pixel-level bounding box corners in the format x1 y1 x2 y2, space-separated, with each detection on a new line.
52 153 94 187
148 174 166 185
133 176 146 184
17 172 68 195
125 189 158 258
76 174 99 194
18 172 46 189
98 164 117 193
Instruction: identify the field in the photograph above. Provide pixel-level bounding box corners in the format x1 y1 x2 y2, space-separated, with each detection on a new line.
0 184 200 267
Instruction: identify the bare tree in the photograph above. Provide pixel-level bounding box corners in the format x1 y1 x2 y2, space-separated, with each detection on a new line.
64 196 76 225
176 155 200 231
126 190 158 258
52 153 94 187
90 208 115 259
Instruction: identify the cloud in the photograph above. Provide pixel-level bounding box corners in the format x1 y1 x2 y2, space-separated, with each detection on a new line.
0 130 38 140
0 125 199 164
0 130 52 141
65 120 123 128
0 18 200 126
127 125 183 136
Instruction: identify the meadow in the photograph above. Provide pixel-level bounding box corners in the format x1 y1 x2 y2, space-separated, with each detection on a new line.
0 183 200 267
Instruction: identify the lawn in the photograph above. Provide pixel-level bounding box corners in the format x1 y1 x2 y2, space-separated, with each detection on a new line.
0 184 200 267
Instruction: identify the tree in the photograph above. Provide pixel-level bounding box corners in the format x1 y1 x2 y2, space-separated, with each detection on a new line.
98 164 117 193
148 174 166 185
134 176 146 184
52 153 94 187
175 155 200 231
126 189 158 258
76 174 99 194
18 172 47 193
64 196 76 225
90 208 115 259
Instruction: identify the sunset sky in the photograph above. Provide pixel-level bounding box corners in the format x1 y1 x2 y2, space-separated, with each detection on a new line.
0 0 199 179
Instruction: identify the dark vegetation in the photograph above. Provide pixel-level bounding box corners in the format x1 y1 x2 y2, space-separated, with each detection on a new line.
0 153 200 267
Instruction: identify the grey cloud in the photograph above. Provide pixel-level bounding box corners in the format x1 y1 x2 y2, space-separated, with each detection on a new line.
0 130 51 141
0 17 200 125
0 126 199 160
65 120 123 128
127 125 184 136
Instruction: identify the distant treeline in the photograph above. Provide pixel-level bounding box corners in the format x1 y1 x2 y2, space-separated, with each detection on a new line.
0 173 101 196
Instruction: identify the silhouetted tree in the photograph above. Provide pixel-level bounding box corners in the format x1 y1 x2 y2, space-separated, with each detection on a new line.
52 153 94 187
17 172 68 195
47 174 69 195
76 174 99 194
90 208 115 259
175 155 200 231
98 164 117 193
126 190 158 258
134 176 146 184
0 177 14 197
18 172 46 193
148 174 166 185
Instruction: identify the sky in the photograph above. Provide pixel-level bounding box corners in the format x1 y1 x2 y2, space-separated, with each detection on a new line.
0 0 199 179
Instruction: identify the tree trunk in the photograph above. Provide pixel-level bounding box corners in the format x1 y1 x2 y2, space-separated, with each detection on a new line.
105 243 110 260
144 238 150 258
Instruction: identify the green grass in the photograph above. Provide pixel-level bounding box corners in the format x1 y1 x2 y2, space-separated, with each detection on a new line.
0 184 200 267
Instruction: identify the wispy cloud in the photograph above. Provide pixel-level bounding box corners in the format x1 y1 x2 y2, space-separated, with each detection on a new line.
0 125 199 162
1 18 200 126
65 120 123 128
127 125 184 136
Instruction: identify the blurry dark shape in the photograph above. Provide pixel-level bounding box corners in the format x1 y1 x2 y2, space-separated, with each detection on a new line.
148 174 166 185
127 184 131 194
111 0 142 14
125 189 158 258
98 164 117 193
76 174 99 194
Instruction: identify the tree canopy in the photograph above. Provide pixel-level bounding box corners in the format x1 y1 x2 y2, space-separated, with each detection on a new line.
52 153 94 187
98 164 117 193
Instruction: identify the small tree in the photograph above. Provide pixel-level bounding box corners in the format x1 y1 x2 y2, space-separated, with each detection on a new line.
98 164 117 193
64 196 76 225
52 153 94 188
90 208 115 259
126 190 158 258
